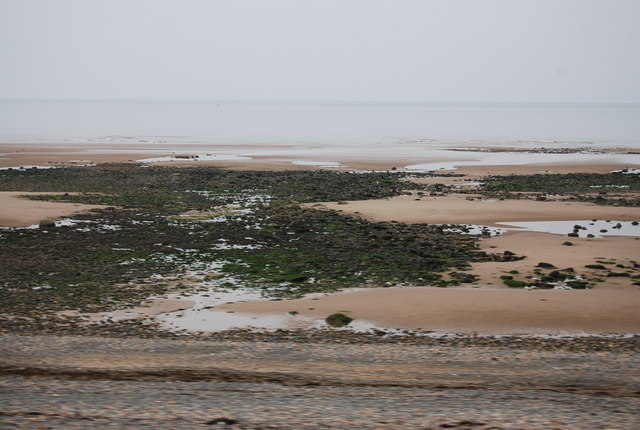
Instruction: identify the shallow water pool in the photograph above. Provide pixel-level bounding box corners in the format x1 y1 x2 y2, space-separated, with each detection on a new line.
496 219 640 238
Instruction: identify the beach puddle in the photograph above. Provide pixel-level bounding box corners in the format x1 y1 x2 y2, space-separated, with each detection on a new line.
155 288 313 332
154 283 400 333
291 160 342 168
452 181 482 188
156 291 406 333
496 219 640 238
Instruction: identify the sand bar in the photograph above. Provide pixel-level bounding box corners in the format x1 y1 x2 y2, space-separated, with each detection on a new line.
219 287 640 335
310 194 640 226
453 162 640 176
0 192 107 227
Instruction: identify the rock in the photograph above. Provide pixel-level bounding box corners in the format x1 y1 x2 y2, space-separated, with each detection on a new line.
562 241 573 246
503 279 527 288
39 219 56 229
536 262 557 269
448 272 477 283
325 313 353 327
205 417 239 425
566 280 589 289
547 270 566 280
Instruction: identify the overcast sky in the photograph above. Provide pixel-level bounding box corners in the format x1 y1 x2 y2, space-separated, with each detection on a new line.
1 0 638 103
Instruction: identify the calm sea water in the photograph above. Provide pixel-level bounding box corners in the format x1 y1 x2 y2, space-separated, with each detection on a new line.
0 100 639 147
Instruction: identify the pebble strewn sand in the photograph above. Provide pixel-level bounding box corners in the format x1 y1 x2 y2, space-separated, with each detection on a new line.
1 335 638 429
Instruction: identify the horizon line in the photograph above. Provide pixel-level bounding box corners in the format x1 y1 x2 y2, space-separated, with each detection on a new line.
1 97 640 107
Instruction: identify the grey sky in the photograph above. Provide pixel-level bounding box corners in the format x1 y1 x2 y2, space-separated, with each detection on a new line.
1 0 638 103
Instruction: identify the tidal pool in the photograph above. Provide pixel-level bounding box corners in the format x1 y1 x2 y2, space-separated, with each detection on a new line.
496 219 640 238
291 160 342 168
155 287 387 333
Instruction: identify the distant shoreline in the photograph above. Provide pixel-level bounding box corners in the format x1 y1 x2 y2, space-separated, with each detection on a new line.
1 141 640 172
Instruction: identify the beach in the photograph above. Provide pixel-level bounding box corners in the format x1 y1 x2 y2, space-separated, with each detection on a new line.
1 141 640 430
1 141 640 336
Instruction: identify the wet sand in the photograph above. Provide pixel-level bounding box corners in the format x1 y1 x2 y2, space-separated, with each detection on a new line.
451 162 638 176
59 298 196 323
0 192 106 227
220 287 640 334
0 144 156 167
2 142 639 173
308 194 640 226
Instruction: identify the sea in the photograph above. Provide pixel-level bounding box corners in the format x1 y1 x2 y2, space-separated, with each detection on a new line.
1 99 639 148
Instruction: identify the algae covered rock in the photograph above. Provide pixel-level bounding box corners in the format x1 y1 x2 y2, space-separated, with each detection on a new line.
325 313 353 327
39 219 56 229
